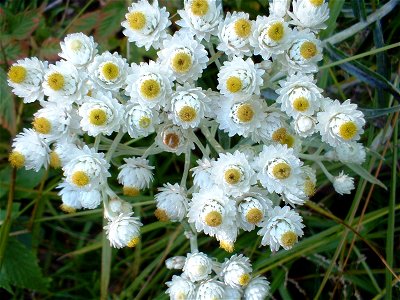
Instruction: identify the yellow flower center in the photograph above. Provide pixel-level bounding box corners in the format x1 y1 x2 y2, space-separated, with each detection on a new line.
154 208 170 222
47 73 65 91
138 116 151 128
123 186 140 196
246 208 263 224
171 52 193 73
69 39 82 51
127 236 140 248
267 22 284 41
127 11 146 30
71 171 90 187
300 41 317 59
89 109 107 126
238 273 251 286
219 240 234 253
49 151 61 169
163 133 180 149
226 76 242 93
234 18 252 38
304 180 316 197
204 211 222 227
338 121 358 140
190 0 209 16
140 79 161 100
101 62 119 81
224 167 242 185
292 96 310 112
9 151 25 168
272 127 288 143
309 0 324 6
272 162 291 179
60 204 76 214
176 292 186 300
8 65 27 83
178 106 197 122
280 231 298 248
236 104 254 123
32 117 51 134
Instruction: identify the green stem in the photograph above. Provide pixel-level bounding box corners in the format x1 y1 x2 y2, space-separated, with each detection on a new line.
200 125 225 153
385 111 398 299
105 130 124 162
180 148 191 189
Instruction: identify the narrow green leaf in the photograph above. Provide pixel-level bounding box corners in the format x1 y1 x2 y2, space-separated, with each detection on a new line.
373 21 390 106
0 237 50 292
347 163 387 190
360 105 400 119
351 0 367 21
320 0 345 39
325 43 400 101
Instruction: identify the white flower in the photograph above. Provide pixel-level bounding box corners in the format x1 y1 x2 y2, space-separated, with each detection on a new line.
258 206 304 251
57 181 83 213
158 30 208 83
211 150 256 197
52 140 82 168
122 0 171 50
289 0 330 32
316 99 365 147
78 91 124 137
237 193 273 231
155 123 194 155
123 103 159 138
188 188 236 237
125 60 174 109
244 276 270 300
7 57 47 103
43 60 88 103
183 252 213 282
269 0 291 18
104 213 142 248
108 198 132 216
249 15 292 60
166 275 196 300
217 56 264 96
216 94 264 138
278 29 323 74
335 142 366 165
87 51 129 92
300 165 317 198
176 0 223 42
251 110 288 144
333 171 355 195
217 11 254 57
9 128 50 171
57 181 102 210
196 280 225 300
191 157 214 189
276 73 323 117
216 225 239 253
165 256 186 270
155 183 189 222
221 254 252 289
292 114 317 137
252 144 304 195
32 102 79 142
63 145 110 191
167 84 210 129
117 157 154 196
59 32 98 68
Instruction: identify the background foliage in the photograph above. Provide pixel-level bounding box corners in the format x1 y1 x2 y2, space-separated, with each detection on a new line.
0 0 399 299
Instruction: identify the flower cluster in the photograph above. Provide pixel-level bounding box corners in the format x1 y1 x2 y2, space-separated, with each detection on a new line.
165 252 270 300
6 0 369 298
